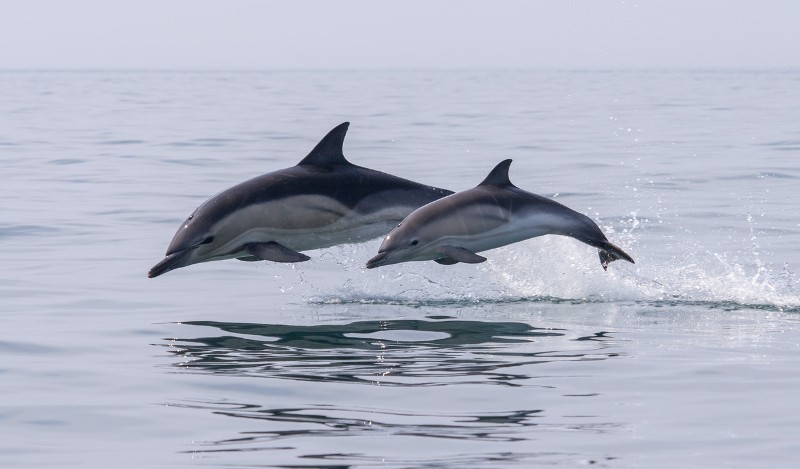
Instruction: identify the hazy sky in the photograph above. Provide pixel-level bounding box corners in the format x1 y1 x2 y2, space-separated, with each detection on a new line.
2 0 798 69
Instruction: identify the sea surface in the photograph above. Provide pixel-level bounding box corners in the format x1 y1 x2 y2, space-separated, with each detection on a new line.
2 70 799 468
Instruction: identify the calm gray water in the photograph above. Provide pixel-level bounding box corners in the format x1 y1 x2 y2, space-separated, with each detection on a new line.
2 70 799 468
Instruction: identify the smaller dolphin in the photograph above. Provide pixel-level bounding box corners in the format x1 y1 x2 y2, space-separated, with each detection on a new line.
366 159 634 270
149 123 452 278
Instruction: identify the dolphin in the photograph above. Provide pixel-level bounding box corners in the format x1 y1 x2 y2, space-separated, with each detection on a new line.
366 159 634 270
148 122 452 278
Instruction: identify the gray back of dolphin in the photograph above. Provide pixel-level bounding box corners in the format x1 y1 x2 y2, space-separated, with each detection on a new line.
149 123 453 278
366 159 634 270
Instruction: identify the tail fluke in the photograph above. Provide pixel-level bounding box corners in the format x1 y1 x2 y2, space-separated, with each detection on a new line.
597 241 635 271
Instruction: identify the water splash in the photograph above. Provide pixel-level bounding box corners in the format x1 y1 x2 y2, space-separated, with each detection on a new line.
294 219 799 312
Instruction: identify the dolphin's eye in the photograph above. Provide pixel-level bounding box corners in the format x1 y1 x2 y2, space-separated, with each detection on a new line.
410 240 419 246
201 236 215 245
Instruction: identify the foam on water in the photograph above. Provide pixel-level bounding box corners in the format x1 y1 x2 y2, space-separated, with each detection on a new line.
302 220 800 313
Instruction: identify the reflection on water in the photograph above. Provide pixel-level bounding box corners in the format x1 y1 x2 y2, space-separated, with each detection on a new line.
161 318 624 467
164 318 619 386
172 399 620 464
174 401 547 444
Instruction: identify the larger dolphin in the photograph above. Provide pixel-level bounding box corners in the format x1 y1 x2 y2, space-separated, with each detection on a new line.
149 123 452 278
366 159 634 270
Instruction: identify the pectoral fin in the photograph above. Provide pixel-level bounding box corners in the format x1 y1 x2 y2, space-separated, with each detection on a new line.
436 245 487 264
434 257 459 265
243 242 311 263
236 256 261 262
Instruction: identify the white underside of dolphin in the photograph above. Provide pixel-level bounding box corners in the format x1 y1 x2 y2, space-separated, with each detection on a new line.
365 159 634 270
180 200 416 262
149 123 452 278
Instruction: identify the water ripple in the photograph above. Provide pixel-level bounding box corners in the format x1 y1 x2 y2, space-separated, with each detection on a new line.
0 224 62 239
162 137 242 147
161 319 619 387
173 401 550 445
97 139 146 145
758 139 800 151
169 400 623 466
47 158 85 165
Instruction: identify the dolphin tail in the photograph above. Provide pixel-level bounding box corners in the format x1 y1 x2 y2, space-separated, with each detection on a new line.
596 241 635 271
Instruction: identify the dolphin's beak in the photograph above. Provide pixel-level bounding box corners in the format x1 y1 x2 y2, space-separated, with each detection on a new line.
148 249 193 278
365 251 392 269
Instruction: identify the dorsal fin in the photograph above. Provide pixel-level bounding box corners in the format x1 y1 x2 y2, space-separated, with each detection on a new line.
478 159 514 187
297 122 351 166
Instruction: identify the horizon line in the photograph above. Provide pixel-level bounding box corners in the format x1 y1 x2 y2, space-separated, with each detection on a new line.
1 66 799 73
